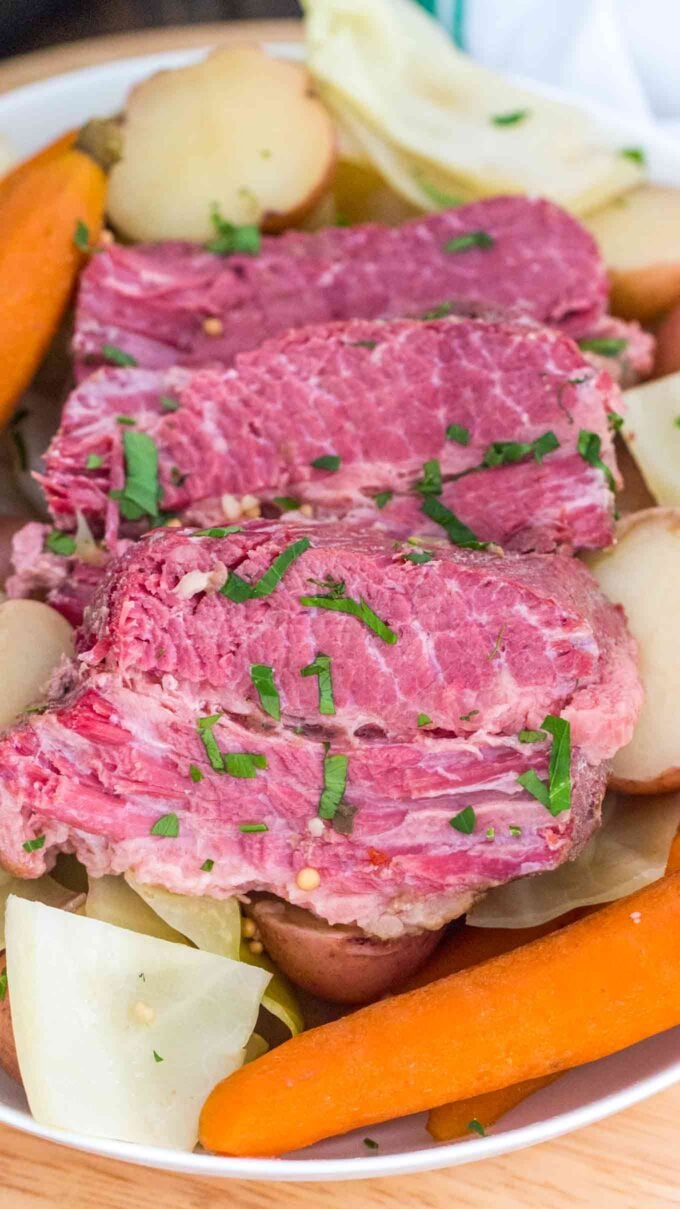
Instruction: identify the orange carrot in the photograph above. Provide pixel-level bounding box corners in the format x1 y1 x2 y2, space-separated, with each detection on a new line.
666 826 680 875
0 129 76 205
199 872 680 1156
427 1075 556 1141
0 122 114 429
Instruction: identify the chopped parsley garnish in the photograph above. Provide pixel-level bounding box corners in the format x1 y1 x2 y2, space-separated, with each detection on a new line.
518 729 546 743
0 971 7 1000
420 301 454 320
73 219 91 252
621 147 645 166
307 575 346 598
414 458 442 495
487 626 505 661
404 549 434 564
577 337 627 357
189 764 203 783
102 343 138 367
193 525 241 537
273 496 301 512
197 714 225 772
153 1050 164 1063
485 826 495 840
577 429 616 491
221 537 311 601
373 490 393 509
446 423 470 446
110 430 161 520
363 1137 380 1151
160 394 180 412
311 454 341 471
509 824 523 837
482 431 559 468
318 752 349 820
301 652 335 715
607 410 624 432
44 530 76 557
150 813 179 837
86 453 103 470
351 340 378 349
674 417 680 430
467 1118 486 1136
205 203 261 256
239 822 268 833
116 415 136 426
460 710 479 721
491 109 529 126
224 752 267 779
251 663 281 720
201 859 214 872
22 835 46 853
450 806 476 834
421 496 488 550
417 713 432 727
416 174 463 208
300 592 398 644
443 230 494 254
517 714 571 816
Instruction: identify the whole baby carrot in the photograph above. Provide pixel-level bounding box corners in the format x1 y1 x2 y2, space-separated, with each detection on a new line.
200 871 680 1156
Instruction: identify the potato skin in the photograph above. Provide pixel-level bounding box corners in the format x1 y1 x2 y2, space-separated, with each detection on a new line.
0 951 20 1084
247 897 443 1004
653 304 680 379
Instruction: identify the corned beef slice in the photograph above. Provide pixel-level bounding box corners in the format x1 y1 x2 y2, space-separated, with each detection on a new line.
73 195 656 384
43 316 619 553
0 523 641 937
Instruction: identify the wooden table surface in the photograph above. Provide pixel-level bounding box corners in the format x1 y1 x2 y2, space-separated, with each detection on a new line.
0 20 678 1208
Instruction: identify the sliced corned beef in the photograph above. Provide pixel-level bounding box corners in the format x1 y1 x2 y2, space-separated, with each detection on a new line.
42 315 620 554
0 522 641 936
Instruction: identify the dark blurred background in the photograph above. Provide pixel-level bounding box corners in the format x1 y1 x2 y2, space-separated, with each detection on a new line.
0 1 301 59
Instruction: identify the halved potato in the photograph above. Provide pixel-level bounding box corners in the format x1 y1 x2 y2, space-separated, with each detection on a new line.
107 47 336 241
585 509 680 792
653 305 680 379
585 185 680 321
0 600 73 729
621 372 680 506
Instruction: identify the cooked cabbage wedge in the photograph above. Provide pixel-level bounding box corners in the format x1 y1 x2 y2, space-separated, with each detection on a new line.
304 0 640 215
5 896 270 1149
86 875 186 944
467 792 680 929
0 870 81 949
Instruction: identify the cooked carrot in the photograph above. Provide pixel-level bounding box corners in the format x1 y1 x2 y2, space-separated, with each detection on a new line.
0 121 118 429
666 825 680 874
427 1074 556 1141
199 872 680 1156
0 129 76 205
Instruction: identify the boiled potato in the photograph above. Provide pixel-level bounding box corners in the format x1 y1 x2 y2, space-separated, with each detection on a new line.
0 600 73 729
107 47 336 241
621 372 680 505
653 304 680 379
585 185 680 321
586 509 680 792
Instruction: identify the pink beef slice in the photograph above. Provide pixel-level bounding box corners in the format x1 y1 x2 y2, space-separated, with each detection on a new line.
42 315 620 554
0 522 641 937
73 195 652 382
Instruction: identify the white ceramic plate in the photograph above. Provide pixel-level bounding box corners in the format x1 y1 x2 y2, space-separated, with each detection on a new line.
0 41 679 1183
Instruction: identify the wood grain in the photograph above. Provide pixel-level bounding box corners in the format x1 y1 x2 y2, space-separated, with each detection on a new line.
0 20 677 1208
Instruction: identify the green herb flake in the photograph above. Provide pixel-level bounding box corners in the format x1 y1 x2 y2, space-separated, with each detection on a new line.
363 1137 380 1151
351 339 378 349
160 394 180 412
577 337 627 357
446 423 471 446
0 971 7 1000
86 453 103 470
205 203 261 256
153 1050 164 1063
416 174 463 209
467 1118 487 1137
420 301 454 320
577 429 616 492
116 415 136 426
373 490 393 509
487 626 505 661
674 417 680 430
518 729 546 743
197 714 225 773
414 458 442 496
102 343 138 367
509 825 523 837
273 496 301 512
517 768 551 809
318 752 349 820
251 663 281 720
492 109 529 126
224 752 267 779
239 822 268 834
300 592 398 644
482 431 559 468
422 495 488 550
485 826 495 840
607 410 624 432
150 813 179 837
541 714 572 816
44 530 77 557
112 429 161 520
189 764 203 783
22 835 46 853
417 713 432 727
301 652 335 715
221 537 311 601
73 219 91 252
192 525 241 538
404 549 434 564
460 710 479 721
450 806 476 834
311 454 341 471
201 859 214 872
621 147 645 166
443 230 494 254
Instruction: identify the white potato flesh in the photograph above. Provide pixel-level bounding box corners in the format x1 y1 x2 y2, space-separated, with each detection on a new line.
0 600 73 729
107 47 336 241
585 509 680 791
5 897 270 1149
585 185 680 320
622 373 680 506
